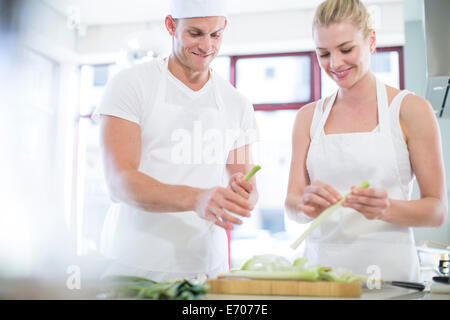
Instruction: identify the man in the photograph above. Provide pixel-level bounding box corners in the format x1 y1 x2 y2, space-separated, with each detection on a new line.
94 0 259 282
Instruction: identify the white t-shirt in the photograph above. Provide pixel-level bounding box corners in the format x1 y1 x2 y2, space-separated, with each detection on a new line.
94 58 258 151
93 57 259 278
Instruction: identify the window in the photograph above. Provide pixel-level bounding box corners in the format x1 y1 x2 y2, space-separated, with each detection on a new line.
210 56 230 81
2 49 60 273
236 55 310 104
371 47 403 89
230 52 321 110
76 64 120 255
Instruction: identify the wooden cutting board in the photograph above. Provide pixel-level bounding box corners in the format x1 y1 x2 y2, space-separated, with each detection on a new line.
206 278 362 298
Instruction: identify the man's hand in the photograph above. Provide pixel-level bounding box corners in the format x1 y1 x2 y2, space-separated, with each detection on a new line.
194 186 254 230
228 172 258 206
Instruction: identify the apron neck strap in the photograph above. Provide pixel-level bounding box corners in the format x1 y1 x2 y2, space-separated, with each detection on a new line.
375 77 391 134
312 91 338 140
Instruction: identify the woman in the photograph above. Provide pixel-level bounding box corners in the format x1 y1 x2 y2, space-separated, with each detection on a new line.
285 0 447 282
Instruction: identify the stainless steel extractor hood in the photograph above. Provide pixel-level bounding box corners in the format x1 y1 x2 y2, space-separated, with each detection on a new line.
423 0 450 118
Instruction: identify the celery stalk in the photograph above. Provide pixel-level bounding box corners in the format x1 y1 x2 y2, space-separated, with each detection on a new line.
243 165 261 181
224 269 320 281
217 254 362 283
290 181 370 250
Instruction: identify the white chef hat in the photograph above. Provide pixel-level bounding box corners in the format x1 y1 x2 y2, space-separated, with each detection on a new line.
170 0 228 19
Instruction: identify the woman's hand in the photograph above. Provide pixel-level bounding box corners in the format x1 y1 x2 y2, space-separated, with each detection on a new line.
297 180 343 218
342 187 390 220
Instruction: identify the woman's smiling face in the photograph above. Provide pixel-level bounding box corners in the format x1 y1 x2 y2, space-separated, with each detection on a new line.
313 20 376 89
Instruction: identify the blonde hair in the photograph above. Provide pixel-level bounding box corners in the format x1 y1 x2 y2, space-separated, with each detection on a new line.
313 0 372 37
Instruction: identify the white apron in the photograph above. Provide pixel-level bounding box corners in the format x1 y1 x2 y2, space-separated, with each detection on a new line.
100 59 231 279
305 78 420 282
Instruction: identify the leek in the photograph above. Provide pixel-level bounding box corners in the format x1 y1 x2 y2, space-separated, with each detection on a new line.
243 165 261 181
100 275 210 300
290 181 370 250
232 254 320 281
219 254 362 283
228 269 321 281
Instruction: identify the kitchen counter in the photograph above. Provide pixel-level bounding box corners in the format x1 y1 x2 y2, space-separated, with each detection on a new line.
205 286 450 300
1 277 448 300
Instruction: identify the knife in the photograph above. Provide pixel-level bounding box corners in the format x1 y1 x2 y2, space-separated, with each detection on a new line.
383 281 426 291
364 276 427 291
379 279 450 294
432 276 450 284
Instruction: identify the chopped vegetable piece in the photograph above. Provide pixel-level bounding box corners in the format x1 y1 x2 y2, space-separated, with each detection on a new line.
241 254 292 272
293 257 308 269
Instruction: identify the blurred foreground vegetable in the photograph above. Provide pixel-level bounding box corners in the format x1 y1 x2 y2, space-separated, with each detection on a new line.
99 275 210 300
221 254 363 283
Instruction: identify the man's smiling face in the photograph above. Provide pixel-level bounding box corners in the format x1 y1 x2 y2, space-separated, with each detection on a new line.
170 16 227 73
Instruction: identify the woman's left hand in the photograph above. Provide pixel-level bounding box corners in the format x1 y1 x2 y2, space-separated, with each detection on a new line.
342 187 391 220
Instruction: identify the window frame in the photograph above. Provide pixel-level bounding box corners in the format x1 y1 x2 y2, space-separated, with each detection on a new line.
373 46 405 90
229 52 321 111
227 46 404 111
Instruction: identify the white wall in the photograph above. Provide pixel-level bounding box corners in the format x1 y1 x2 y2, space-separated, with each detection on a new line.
76 1 405 63
20 0 77 61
